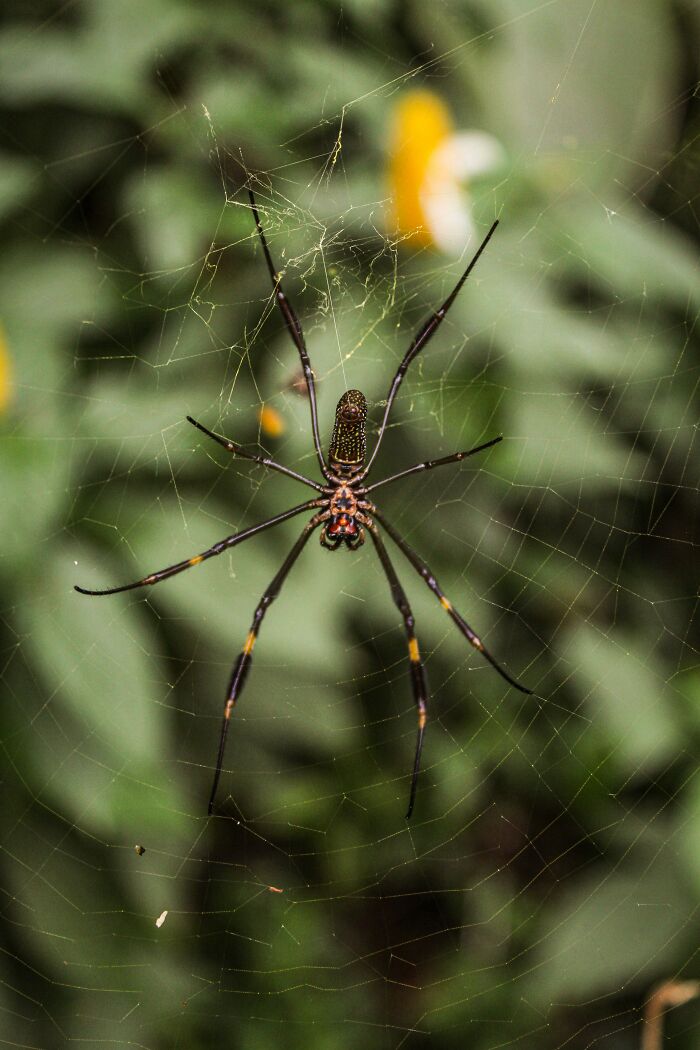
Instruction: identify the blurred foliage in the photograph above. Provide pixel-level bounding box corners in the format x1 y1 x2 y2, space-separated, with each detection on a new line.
0 1 699 1048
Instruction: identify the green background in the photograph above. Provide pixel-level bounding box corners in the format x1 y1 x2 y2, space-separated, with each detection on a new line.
1 1 699 1047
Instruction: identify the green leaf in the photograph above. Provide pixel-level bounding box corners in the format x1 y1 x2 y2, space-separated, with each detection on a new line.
505 388 648 491
22 550 168 811
0 437 72 568
490 0 679 186
0 2 201 114
563 623 682 773
529 846 693 1002
0 246 114 428
0 153 38 220
123 166 231 272
552 201 700 311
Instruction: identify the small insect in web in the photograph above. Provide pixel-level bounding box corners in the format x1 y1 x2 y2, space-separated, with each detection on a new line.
75 191 532 819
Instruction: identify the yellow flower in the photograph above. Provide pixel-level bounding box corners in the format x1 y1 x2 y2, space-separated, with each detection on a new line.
0 324 11 413
388 90 506 256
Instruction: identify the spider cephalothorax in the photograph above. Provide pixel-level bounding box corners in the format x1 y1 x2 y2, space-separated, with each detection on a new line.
76 190 532 821
320 475 370 551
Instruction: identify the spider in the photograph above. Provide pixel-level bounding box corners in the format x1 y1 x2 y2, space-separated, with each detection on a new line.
75 191 531 819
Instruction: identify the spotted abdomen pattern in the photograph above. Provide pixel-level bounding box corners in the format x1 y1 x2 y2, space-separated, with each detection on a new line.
329 389 367 472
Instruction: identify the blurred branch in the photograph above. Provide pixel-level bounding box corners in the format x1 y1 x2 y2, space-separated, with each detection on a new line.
642 980 700 1050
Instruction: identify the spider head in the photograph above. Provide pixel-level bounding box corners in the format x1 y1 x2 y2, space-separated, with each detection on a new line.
329 390 367 470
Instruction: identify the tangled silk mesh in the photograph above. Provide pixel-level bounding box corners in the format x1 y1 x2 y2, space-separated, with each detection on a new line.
1 3 699 1049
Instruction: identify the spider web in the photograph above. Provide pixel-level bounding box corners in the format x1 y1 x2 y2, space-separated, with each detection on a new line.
1 1 699 1048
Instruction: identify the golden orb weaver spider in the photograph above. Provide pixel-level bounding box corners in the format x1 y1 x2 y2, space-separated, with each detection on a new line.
75 191 531 819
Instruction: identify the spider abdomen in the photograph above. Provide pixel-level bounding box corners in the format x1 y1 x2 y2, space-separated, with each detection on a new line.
329 389 367 474
327 514 358 538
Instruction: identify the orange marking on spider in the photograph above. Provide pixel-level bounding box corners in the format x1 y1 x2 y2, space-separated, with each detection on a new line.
258 404 285 438
408 638 420 662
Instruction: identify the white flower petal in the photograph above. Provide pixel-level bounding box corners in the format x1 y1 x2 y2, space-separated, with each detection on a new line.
434 131 507 180
418 130 506 256
421 182 476 257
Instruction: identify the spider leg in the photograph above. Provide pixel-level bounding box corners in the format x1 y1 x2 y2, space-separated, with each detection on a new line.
248 190 329 479
372 510 531 695
365 436 502 494
367 523 428 819
187 415 324 491
74 500 323 596
364 220 499 476
208 509 328 814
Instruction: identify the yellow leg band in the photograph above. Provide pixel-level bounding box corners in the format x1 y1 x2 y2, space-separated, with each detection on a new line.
440 595 452 611
189 555 204 566
243 631 256 655
408 637 420 662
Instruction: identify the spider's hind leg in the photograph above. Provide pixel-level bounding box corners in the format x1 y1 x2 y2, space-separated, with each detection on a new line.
374 509 531 695
366 522 428 819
